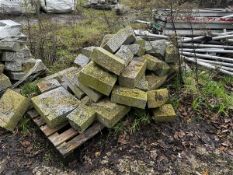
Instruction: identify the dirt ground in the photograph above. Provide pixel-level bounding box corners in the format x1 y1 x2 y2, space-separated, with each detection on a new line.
0 90 232 175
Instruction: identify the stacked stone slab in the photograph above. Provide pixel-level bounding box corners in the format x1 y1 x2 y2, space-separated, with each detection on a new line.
0 20 47 86
31 26 177 134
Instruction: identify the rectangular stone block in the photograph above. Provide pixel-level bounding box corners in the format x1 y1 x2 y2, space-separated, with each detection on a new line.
0 64 4 73
78 61 117 96
147 89 169 108
111 86 147 109
91 47 125 75
0 74 12 92
146 74 167 90
37 78 61 93
77 80 102 102
7 71 25 81
100 34 113 48
165 43 179 63
31 87 80 128
90 99 130 128
143 54 170 76
145 40 167 58
103 26 136 53
67 104 96 133
136 75 149 91
74 54 90 67
63 68 85 99
4 61 22 72
0 38 25 51
0 20 21 39
119 57 147 88
152 104 176 122
81 46 96 57
1 46 31 61
43 67 77 82
115 45 134 66
0 89 29 131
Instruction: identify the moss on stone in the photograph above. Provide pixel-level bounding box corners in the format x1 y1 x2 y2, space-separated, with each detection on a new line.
147 88 169 108
78 61 117 96
111 86 147 109
0 89 29 131
152 104 176 122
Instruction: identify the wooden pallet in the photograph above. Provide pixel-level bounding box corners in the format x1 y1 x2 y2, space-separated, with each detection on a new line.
27 109 105 157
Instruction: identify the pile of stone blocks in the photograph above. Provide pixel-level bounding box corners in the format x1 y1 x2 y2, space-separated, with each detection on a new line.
0 20 47 92
31 26 177 134
84 0 119 10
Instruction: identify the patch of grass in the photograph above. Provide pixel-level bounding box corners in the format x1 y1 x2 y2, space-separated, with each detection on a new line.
129 109 151 133
21 81 39 97
183 70 233 115
18 116 31 135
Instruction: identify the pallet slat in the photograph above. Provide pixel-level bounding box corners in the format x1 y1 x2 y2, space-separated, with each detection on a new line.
27 109 105 157
57 122 104 157
49 128 78 147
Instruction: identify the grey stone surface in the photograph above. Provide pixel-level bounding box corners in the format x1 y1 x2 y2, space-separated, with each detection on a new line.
81 46 96 57
0 38 25 51
0 20 21 39
119 57 147 88
145 40 167 58
63 67 85 99
74 54 90 67
31 87 80 128
1 46 31 61
0 74 12 92
4 61 22 72
103 26 136 53
115 45 134 66
7 71 25 80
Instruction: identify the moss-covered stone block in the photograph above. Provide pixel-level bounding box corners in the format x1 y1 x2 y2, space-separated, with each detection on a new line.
0 74 12 92
0 89 29 131
147 88 169 108
91 47 125 75
31 87 80 128
146 74 167 90
67 104 96 133
91 99 130 128
152 104 176 122
78 80 102 102
165 43 179 63
111 86 147 109
37 78 61 93
136 75 149 91
115 45 134 66
63 68 85 99
143 54 170 76
100 34 113 48
81 46 96 57
103 26 136 53
119 58 147 88
77 61 117 96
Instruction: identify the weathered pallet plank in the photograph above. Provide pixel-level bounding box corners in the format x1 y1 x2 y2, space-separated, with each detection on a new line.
27 109 105 157
57 122 105 157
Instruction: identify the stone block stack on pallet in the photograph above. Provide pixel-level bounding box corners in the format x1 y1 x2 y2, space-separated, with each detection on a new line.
0 20 47 93
30 26 178 152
